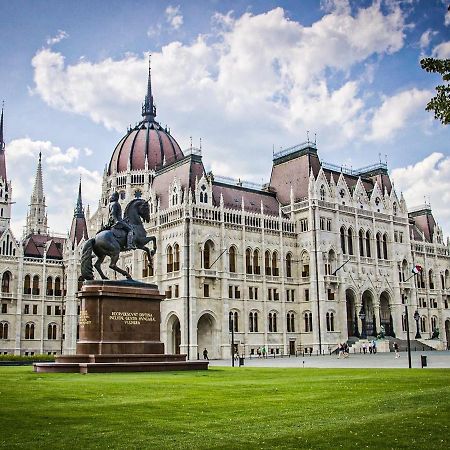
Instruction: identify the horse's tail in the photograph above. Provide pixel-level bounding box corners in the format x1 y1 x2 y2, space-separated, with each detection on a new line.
80 238 95 281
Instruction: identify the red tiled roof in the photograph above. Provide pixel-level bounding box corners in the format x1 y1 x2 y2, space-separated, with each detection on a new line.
23 234 65 259
69 217 88 246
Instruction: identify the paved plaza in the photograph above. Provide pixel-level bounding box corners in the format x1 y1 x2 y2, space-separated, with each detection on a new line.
208 350 450 369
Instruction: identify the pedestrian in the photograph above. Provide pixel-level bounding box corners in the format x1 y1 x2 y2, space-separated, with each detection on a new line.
394 342 400 358
362 342 367 354
338 343 344 359
372 340 377 354
369 342 373 354
257 347 261 358
203 348 209 360
262 346 267 358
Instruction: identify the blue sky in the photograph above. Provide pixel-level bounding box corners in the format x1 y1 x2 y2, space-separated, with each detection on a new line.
1 0 449 237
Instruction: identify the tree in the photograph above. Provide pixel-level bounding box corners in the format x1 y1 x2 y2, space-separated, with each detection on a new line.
420 57 450 125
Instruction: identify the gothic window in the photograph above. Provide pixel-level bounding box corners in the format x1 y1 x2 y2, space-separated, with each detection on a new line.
54 277 61 296
365 231 371 257
320 185 325 201
24 275 31 295
253 249 260 274
199 185 208 203
46 276 53 296
347 228 354 255
32 275 40 296
326 312 335 331
229 246 236 273
376 233 382 259
173 244 180 271
249 311 258 332
203 240 213 269
304 312 313 332
229 311 238 332
393 202 397 216
286 253 292 278
1 271 11 293
301 251 310 278
47 323 57 340
429 270 434 290
431 316 437 331
0 322 8 339
245 248 252 274
167 245 173 273
25 323 35 340
382 233 388 260
265 250 271 276
340 227 346 254
339 189 345 199
172 187 178 206
420 316 427 332
268 312 277 332
286 312 295 332
272 251 279 276
359 230 364 257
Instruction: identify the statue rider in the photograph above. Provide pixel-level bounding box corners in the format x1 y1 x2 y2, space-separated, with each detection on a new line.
107 192 135 250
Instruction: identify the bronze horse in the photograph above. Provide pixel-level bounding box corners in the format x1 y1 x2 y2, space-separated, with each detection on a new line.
80 198 156 280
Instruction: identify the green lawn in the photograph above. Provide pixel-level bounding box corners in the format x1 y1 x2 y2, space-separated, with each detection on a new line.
0 367 449 449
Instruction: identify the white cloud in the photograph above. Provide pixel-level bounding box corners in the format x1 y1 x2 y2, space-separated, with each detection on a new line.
365 88 431 141
46 30 69 46
392 153 450 236
31 4 410 177
165 5 183 30
419 29 437 51
6 138 101 237
432 41 450 58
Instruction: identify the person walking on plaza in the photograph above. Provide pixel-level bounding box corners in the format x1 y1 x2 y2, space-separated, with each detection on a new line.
372 340 377 354
362 342 367 354
203 348 209 360
394 342 400 358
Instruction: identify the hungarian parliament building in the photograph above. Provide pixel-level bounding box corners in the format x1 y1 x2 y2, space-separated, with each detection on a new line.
1 66 449 358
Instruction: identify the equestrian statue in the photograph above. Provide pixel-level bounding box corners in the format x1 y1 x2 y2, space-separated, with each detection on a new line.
80 192 156 280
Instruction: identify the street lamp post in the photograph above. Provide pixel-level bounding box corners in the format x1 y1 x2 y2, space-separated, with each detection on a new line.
414 310 421 339
359 306 366 339
231 316 235 367
404 299 412 369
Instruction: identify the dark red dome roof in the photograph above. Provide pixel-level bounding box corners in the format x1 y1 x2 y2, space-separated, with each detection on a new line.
108 121 183 175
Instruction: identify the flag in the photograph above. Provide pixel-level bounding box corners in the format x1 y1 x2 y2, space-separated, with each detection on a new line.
412 264 423 274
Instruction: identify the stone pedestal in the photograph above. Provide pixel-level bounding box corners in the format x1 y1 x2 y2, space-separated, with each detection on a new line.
34 280 208 374
76 280 165 355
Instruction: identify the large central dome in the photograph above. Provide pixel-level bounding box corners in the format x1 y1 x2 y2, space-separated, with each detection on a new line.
108 60 184 175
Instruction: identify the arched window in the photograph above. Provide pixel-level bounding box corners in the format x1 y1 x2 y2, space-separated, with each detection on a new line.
304 312 313 332
229 311 238 332
54 277 61 296
347 229 354 255
246 248 252 274
268 312 277 332
229 246 236 273
382 233 388 260
320 185 325 201
301 251 310 278
286 253 292 278
272 251 279 276
249 311 258 332
441 274 445 290
25 323 35 340
253 250 260 274
46 276 53 296
47 323 57 340
32 275 40 295
359 230 364 257
326 312 335 331
203 240 213 269
0 322 8 339
376 233 382 259
1 271 11 293
24 275 31 295
431 316 437 332
429 269 434 290
265 250 271 276
365 231 371 258
420 316 427 332
287 312 295 332
340 227 346 254
173 244 180 271
167 245 173 273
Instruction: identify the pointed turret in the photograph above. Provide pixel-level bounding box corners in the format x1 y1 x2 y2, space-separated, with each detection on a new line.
69 178 88 246
25 152 48 236
141 54 157 122
0 103 6 181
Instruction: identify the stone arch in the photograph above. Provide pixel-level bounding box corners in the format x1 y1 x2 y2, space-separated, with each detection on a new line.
361 290 375 338
379 291 394 337
166 313 181 355
197 311 219 359
445 319 450 350
345 288 358 337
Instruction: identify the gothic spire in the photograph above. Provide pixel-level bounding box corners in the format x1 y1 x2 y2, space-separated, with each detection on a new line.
141 54 157 121
32 152 44 200
74 178 84 218
0 102 6 181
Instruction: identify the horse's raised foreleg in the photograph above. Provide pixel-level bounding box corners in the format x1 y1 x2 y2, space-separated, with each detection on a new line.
109 253 132 279
94 254 108 280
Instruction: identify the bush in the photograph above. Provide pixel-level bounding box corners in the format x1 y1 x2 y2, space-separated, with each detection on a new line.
0 354 56 362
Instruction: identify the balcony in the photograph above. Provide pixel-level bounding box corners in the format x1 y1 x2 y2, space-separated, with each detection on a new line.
324 275 338 285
